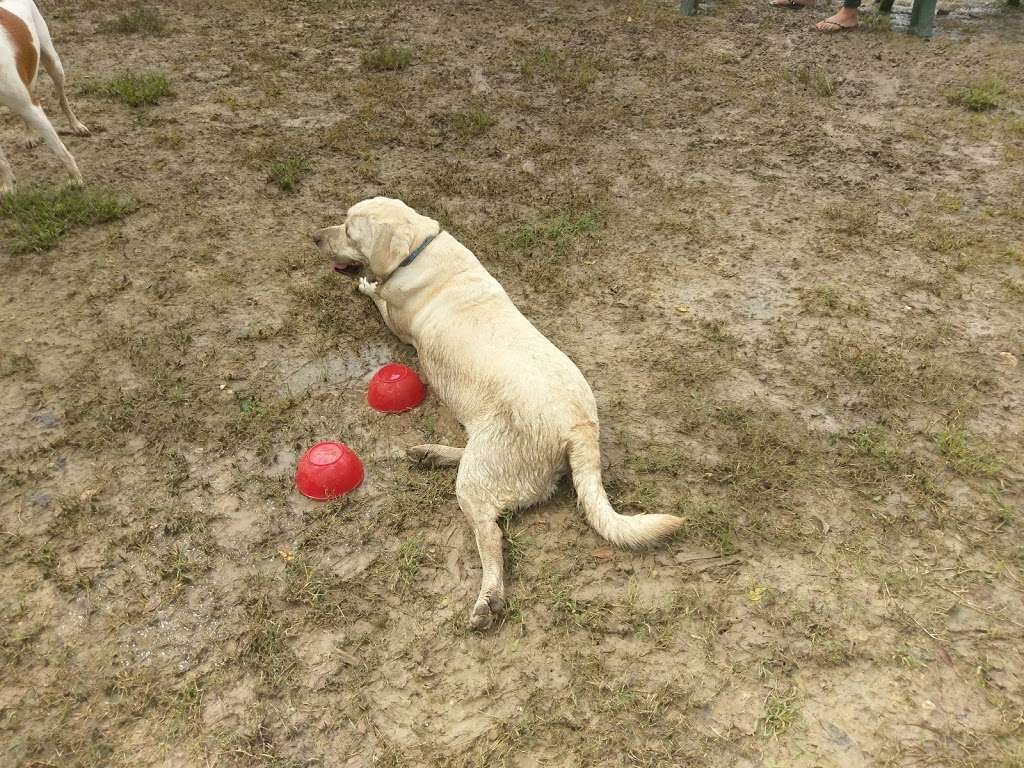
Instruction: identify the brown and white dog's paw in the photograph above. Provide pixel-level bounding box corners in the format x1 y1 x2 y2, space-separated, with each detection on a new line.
468 593 505 631
71 122 90 137
22 134 41 149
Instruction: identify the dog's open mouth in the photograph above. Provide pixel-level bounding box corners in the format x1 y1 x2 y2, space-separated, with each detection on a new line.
332 262 363 277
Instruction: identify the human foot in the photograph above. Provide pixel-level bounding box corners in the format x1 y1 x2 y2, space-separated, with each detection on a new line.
816 7 858 30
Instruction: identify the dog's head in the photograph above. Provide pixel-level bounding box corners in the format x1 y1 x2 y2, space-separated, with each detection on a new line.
312 197 441 280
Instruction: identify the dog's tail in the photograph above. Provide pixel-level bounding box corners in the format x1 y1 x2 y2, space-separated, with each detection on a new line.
567 424 684 548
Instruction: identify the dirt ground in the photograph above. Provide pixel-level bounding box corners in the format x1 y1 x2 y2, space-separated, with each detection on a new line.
2 0 1023 765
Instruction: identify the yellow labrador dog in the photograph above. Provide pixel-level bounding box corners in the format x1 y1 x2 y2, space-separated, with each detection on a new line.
313 197 683 629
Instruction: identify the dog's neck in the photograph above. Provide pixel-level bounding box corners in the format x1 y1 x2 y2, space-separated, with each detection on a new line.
382 232 441 284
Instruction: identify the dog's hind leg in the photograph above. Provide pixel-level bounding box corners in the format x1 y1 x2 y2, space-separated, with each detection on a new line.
407 444 464 467
456 450 505 630
32 2 89 136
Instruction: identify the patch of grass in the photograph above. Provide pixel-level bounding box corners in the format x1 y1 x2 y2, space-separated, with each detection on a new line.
0 185 137 253
362 46 413 72
948 78 1007 112
522 48 599 90
82 72 171 106
937 427 1001 477
160 545 198 587
786 65 835 97
820 203 878 236
676 503 738 555
394 538 424 590
704 405 817 504
839 427 938 503
823 335 989 416
283 557 328 609
267 156 310 192
508 212 599 254
915 222 970 254
239 578 299 687
758 686 800 737
453 107 497 138
99 6 165 35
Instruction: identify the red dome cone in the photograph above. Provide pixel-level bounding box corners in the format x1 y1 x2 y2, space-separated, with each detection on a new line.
295 441 364 500
367 363 426 413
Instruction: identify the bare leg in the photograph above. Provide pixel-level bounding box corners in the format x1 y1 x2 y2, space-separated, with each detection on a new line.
0 145 14 196
14 102 83 185
407 444 464 467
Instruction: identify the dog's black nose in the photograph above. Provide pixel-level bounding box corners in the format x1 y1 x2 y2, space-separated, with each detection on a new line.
312 232 323 246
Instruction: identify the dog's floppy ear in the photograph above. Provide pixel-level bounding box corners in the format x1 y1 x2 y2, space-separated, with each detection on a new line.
367 221 416 279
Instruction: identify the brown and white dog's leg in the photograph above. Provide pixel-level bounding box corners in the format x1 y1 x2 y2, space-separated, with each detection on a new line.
37 29 89 136
14 99 83 185
22 120 41 149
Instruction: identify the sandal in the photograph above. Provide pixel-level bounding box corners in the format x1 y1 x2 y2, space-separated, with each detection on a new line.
816 19 857 31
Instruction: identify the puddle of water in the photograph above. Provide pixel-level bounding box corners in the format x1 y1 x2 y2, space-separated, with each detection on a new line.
280 341 398 395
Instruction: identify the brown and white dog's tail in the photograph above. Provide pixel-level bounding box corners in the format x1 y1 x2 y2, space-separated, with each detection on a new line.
567 424 684 548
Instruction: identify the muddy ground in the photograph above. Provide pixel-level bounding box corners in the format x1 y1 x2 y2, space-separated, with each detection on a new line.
2 0 1023 766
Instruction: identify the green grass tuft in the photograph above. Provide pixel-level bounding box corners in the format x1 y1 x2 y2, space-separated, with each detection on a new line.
362 46 413 72
937 427 1001 477
786 65 835 97
758 686 800 737
509 213 599 253
267 157 311 192
453 107 497 138
522 48 599 90
82 72 171 106
948 78 1007 112
0 185 137 253
99 6 166 35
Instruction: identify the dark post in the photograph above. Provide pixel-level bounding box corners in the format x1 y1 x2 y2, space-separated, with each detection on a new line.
680 0 698 15
908 0 938 35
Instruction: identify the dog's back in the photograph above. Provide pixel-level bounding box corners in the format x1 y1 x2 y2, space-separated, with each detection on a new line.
409 234 597 435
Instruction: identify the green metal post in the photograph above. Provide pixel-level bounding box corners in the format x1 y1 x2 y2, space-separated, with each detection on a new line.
878 0 895 12
680 0 698 15
908 0 938 36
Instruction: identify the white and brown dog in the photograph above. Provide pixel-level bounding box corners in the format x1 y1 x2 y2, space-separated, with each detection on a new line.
314 198 684 629
0 0 88 196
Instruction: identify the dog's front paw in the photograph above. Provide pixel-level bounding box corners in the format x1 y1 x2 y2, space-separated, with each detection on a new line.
72 122 91 137
22 135 41 150
357 276 379 296
468 593 505 631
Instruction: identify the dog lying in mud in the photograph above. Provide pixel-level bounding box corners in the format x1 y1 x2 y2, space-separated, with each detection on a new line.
313 197 683 629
